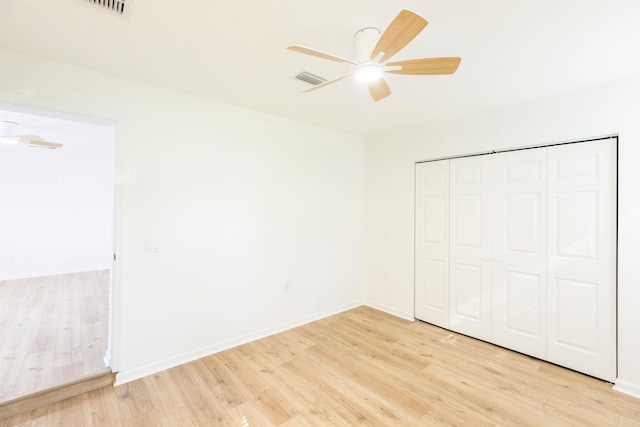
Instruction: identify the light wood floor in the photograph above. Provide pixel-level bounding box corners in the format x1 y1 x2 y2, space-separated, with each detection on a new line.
2 306 640 426
0 270 110 403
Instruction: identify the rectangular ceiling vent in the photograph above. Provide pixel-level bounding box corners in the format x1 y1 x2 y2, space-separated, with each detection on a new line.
295 71 327 86
84 0 127 14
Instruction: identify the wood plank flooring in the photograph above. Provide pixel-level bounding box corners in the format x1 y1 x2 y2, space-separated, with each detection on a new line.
2 305 640 426
0 270 110 403
0 372 115 419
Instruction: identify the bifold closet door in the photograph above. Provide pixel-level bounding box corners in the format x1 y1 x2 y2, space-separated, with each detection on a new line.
414 160 450 328
491 149 547 359
546 140 617 382
449 156 492 341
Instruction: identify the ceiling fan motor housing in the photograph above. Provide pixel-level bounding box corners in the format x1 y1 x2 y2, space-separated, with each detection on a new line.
354 27 380 63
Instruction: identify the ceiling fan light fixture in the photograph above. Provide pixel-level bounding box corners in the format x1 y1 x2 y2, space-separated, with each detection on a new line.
0 136 20 145
354 63 383 83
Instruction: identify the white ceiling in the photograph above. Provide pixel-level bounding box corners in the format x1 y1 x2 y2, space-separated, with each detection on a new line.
1 0 639 137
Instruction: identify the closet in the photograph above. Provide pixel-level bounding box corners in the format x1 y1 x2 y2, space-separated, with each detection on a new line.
414 138 617 381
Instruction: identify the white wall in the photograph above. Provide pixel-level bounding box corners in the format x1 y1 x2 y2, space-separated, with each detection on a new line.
364 75 640 397
0 112 114 280
0 49 365 383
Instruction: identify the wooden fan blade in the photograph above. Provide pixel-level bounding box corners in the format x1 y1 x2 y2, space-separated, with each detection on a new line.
371 10 428 63
288 45 358 65
18 135 63 149
302 73 353 93
386 57 461 75
368 78 392 102
26 140 63 149
19 134 43 141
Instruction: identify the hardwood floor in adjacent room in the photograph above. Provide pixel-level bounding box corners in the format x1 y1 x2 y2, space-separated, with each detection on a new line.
2 306 640 426
0 270 110 403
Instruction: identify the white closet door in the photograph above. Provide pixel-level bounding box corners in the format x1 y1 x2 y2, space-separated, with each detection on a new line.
449 156 492 340
546 140 617 382
492 149 547 359
414 160 450 327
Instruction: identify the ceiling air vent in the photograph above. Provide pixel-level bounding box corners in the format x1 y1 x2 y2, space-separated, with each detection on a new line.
295 71 327 86
85 0 126 14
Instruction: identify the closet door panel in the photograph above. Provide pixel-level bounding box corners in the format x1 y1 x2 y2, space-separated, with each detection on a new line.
492 150 547 359
547 140 617 382
415 161 450 327
414 139 616 382
450 156 492 340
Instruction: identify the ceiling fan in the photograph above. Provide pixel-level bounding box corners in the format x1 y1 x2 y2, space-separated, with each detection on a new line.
0 121 63 149
288 9 461 101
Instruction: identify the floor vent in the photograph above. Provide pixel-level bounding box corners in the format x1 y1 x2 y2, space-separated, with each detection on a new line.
295 71 327 86
84 0 126 14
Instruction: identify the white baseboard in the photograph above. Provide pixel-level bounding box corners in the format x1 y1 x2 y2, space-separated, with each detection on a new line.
103 350 111 369
0 265 112 281
115 300 363 386
613 379 640 399
363 300 415 321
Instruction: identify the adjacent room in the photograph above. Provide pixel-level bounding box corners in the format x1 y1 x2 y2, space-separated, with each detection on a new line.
0 110 115 402
0 0 639 425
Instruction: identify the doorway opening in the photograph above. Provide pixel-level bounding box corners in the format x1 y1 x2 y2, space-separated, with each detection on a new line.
0 106 115 402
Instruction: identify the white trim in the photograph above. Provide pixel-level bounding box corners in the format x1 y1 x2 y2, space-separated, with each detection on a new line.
364 300 415 321
103 349 111 369
0 265 112 281
114 300 363 386
0 102 116 127
414 134 618 164
613 379 640 399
